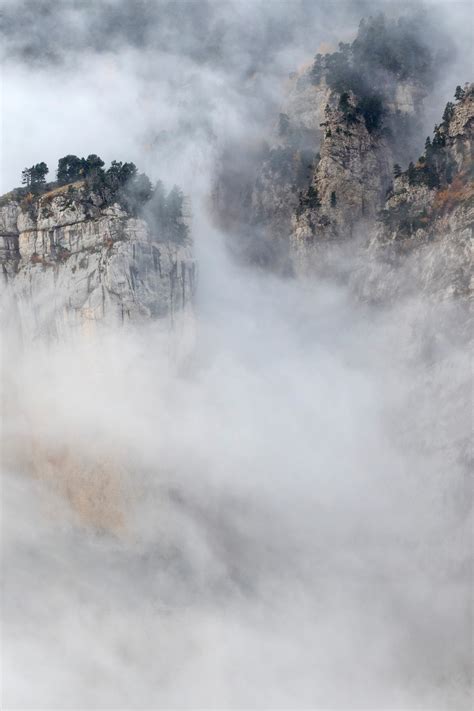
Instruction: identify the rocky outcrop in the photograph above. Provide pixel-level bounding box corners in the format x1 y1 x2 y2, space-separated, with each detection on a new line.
289 84 473 302
246 72 331 250
446 87 473 172
362 85 473 301
244 15 432 267
0 184 195 338
291 89 393 246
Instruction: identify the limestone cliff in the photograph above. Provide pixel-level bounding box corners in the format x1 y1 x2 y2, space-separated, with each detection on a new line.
291 88 393 245
244 16 432 271
0 182 195 338
246 73 330 253
361 84 473 302
290 84 473 302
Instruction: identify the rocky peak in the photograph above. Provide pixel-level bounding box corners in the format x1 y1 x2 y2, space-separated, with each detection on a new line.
0 180 195 338
445 83 473 172
291 88 393 244
288 82 473 302
244 14 435 268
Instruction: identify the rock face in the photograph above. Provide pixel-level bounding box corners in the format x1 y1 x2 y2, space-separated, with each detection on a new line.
291 89 393 246
245 88 425 275
362 85 473 301
244 73 331 257
0 184 195 338
290 84 473 302
241 14 433 267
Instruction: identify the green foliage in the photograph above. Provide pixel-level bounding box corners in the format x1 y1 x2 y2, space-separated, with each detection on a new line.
379 200 430 239
330 191 337 207
338 91 359 125
296 184 320 216
56 153 104 184
102 160 138 193
84 154 105 174
57 155 84 183
357 94 384 133
32 162 49 184
165 186 188 242
324 52 367 97
312 12 432 87
18 152 188 239
79 158 151 214
21 162 49 190
352 14 431 82
310 13 433 138
383 85 466 192
393 163 402 178
454 85 465 101
21 168 31 187
442 102 455 124
339 92 351 112
147 180 188 243
432 125 446 148
128 173 153 204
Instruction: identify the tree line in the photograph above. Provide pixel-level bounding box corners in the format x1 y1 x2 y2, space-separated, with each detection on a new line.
310 14 434 136
19 154 188 243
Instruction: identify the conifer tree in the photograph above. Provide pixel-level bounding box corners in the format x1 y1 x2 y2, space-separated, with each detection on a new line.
21 167 32 187
31 162 48 186
442 102 454 124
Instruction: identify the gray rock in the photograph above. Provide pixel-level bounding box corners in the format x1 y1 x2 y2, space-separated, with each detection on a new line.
0 186 195 338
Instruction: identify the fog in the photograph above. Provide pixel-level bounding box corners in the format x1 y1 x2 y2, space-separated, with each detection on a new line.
1 0 472 195
1 1 472 709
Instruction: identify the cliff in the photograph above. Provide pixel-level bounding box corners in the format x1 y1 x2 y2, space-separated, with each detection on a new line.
0 182 195 338
290 88 393 245
289 83 473 302
361 83 473 301
240 17 429 257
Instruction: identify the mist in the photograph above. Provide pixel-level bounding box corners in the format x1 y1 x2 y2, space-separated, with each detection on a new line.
1 1 472 709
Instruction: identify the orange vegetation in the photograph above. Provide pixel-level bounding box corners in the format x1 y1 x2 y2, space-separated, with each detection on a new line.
31 442 129 535
41 180 85 200
433 172 474 213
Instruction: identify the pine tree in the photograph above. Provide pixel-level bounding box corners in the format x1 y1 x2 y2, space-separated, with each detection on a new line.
407 161 417 186
31 162 48 186
22 163 48 190
148 180 167 234
393 163 402 178
21 167 32 187
442 102 454 124
454 85 465 101
84 154 104 175
432 125 446 149
424 136 432 153
330 190 337 207
57 155 83 184
306 185 321 209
